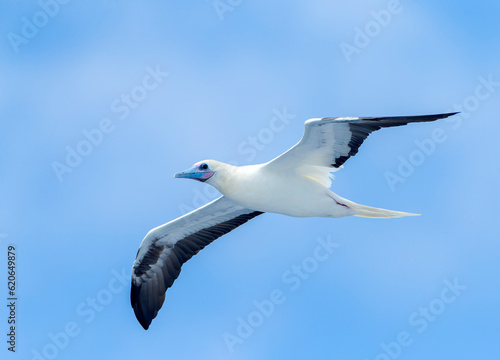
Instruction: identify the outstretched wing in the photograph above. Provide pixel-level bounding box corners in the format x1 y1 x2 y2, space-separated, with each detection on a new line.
266 113 457 186
131 196 263 329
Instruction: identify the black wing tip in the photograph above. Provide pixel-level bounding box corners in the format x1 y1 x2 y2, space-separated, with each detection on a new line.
432 111 460 118
130 281 153 330
321 112 459 122
139 319 150 330
367 112 460 121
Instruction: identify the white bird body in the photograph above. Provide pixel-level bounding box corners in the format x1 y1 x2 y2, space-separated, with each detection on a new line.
205 161 416 218
206 162 354 218
130 112 458 329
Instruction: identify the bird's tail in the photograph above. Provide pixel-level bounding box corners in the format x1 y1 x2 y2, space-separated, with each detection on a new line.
349 202 420 218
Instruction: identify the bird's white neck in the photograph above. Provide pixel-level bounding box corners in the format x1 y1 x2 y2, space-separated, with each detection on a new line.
206 163 263 199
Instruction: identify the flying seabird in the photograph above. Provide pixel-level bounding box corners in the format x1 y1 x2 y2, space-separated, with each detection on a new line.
131 112 457 329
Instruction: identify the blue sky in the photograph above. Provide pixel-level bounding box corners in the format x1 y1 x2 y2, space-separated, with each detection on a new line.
1 1 499 359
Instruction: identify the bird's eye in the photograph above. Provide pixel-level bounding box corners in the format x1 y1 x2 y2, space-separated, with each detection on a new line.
199 163 208 170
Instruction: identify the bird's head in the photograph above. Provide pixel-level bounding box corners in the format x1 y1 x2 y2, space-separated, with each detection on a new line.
174 160 231 187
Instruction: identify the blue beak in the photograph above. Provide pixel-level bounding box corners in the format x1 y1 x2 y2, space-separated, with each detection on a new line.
174 166 214 182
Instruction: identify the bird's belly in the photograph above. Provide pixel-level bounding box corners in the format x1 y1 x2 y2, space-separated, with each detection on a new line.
223 176 351 218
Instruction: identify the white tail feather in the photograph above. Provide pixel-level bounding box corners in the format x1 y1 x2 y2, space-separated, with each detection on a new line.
350 203 420 218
